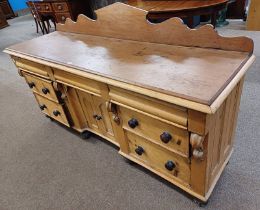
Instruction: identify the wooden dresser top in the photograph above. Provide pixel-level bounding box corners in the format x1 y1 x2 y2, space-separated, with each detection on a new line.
5 3 254 107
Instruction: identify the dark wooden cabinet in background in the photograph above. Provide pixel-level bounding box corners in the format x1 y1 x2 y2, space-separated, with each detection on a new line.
0 6 8 29
0 0 15 19
227 0 246 19
33 0 95 23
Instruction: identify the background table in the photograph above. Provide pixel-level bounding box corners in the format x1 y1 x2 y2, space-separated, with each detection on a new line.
125 0 228 28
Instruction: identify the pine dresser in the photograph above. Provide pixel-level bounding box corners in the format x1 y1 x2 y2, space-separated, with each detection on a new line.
4 3 255 205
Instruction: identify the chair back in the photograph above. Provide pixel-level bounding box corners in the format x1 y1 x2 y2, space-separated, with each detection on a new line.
26 1 41 21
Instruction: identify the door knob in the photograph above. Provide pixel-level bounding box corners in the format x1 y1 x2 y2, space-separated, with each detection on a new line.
28 82 35 88
39 104 46 110
128 118 139 129
53 110 60 116
160 132 172 143
42 87 49 94
165 160 176 171
93 114 102 120
135 146 144 156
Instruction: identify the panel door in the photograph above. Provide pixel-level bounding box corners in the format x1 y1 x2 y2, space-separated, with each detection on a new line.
77 90 115 140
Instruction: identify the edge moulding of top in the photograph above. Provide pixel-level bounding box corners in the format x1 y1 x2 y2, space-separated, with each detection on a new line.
57 2 254 53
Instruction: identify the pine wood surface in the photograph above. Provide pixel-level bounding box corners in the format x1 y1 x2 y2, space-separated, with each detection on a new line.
5 31 250 105
4 2 256 202
247 0 260 31
55 3 253 53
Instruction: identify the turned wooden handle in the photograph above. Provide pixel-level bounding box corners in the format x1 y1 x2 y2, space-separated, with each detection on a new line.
190 133 204 159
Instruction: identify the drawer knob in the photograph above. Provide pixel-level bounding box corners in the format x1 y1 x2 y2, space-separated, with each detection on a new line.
160 132 172 143
28 82 35 88
93 114 102 120
39 104 46 110
135 146 144 156
61 16 66 21
53 110 60 116
165 160 176 171
42 88 49 94
58 5 62 10
128 118 139 129
45 6 49 10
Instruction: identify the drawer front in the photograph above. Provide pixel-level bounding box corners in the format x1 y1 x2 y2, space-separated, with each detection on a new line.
34 3 52 13
54 68 105 96
14 58 50 78
52 2 69 12
126 131 190 184
23 73 59 103
55 12 71 23
120 107 189 157
34 93 69 126
109 86 188 128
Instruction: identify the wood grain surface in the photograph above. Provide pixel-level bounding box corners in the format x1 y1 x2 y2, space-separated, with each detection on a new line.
57 3 253 53
6 31 250 105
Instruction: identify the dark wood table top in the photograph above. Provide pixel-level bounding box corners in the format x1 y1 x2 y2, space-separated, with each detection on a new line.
125 0 228 13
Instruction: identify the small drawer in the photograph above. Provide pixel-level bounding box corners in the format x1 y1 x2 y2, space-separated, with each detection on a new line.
23 73 59 103
55 12 71 23
14 58 50 78
52 2 69 12
34 93 69 126
54 68 106 96
34 3 52 13
120 107 189 157
126 131 190 184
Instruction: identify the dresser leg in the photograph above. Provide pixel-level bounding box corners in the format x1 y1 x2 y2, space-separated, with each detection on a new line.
81 130 92 139
193 198 208 207
45 115 54 121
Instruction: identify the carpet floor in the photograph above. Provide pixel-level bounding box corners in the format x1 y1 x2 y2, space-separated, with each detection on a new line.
0 15 259 210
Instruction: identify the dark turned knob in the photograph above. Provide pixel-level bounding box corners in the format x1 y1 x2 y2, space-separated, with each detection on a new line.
135 146 144 156
128 118 139 129
93 114 102 120
42 88 49 94
165 160 176 171
39 104 46 110
96 115 102 120
53 110 60 116
160 132 172 144
28 82 35 88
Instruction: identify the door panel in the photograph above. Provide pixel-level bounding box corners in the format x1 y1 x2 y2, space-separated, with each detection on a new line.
77 90 115 140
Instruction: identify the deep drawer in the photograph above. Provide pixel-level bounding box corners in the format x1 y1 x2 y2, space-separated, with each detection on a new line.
126 131 190 184
23 72 59 103
109 86 188 128
120 106 189 157
34 93 69 126
54 68 106 96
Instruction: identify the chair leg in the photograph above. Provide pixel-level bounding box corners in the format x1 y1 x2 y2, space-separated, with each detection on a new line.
211 12 217 29
37 20 44 34
34 18 39 33
41 20 48 34
51 18 56 31
47 20 51 29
